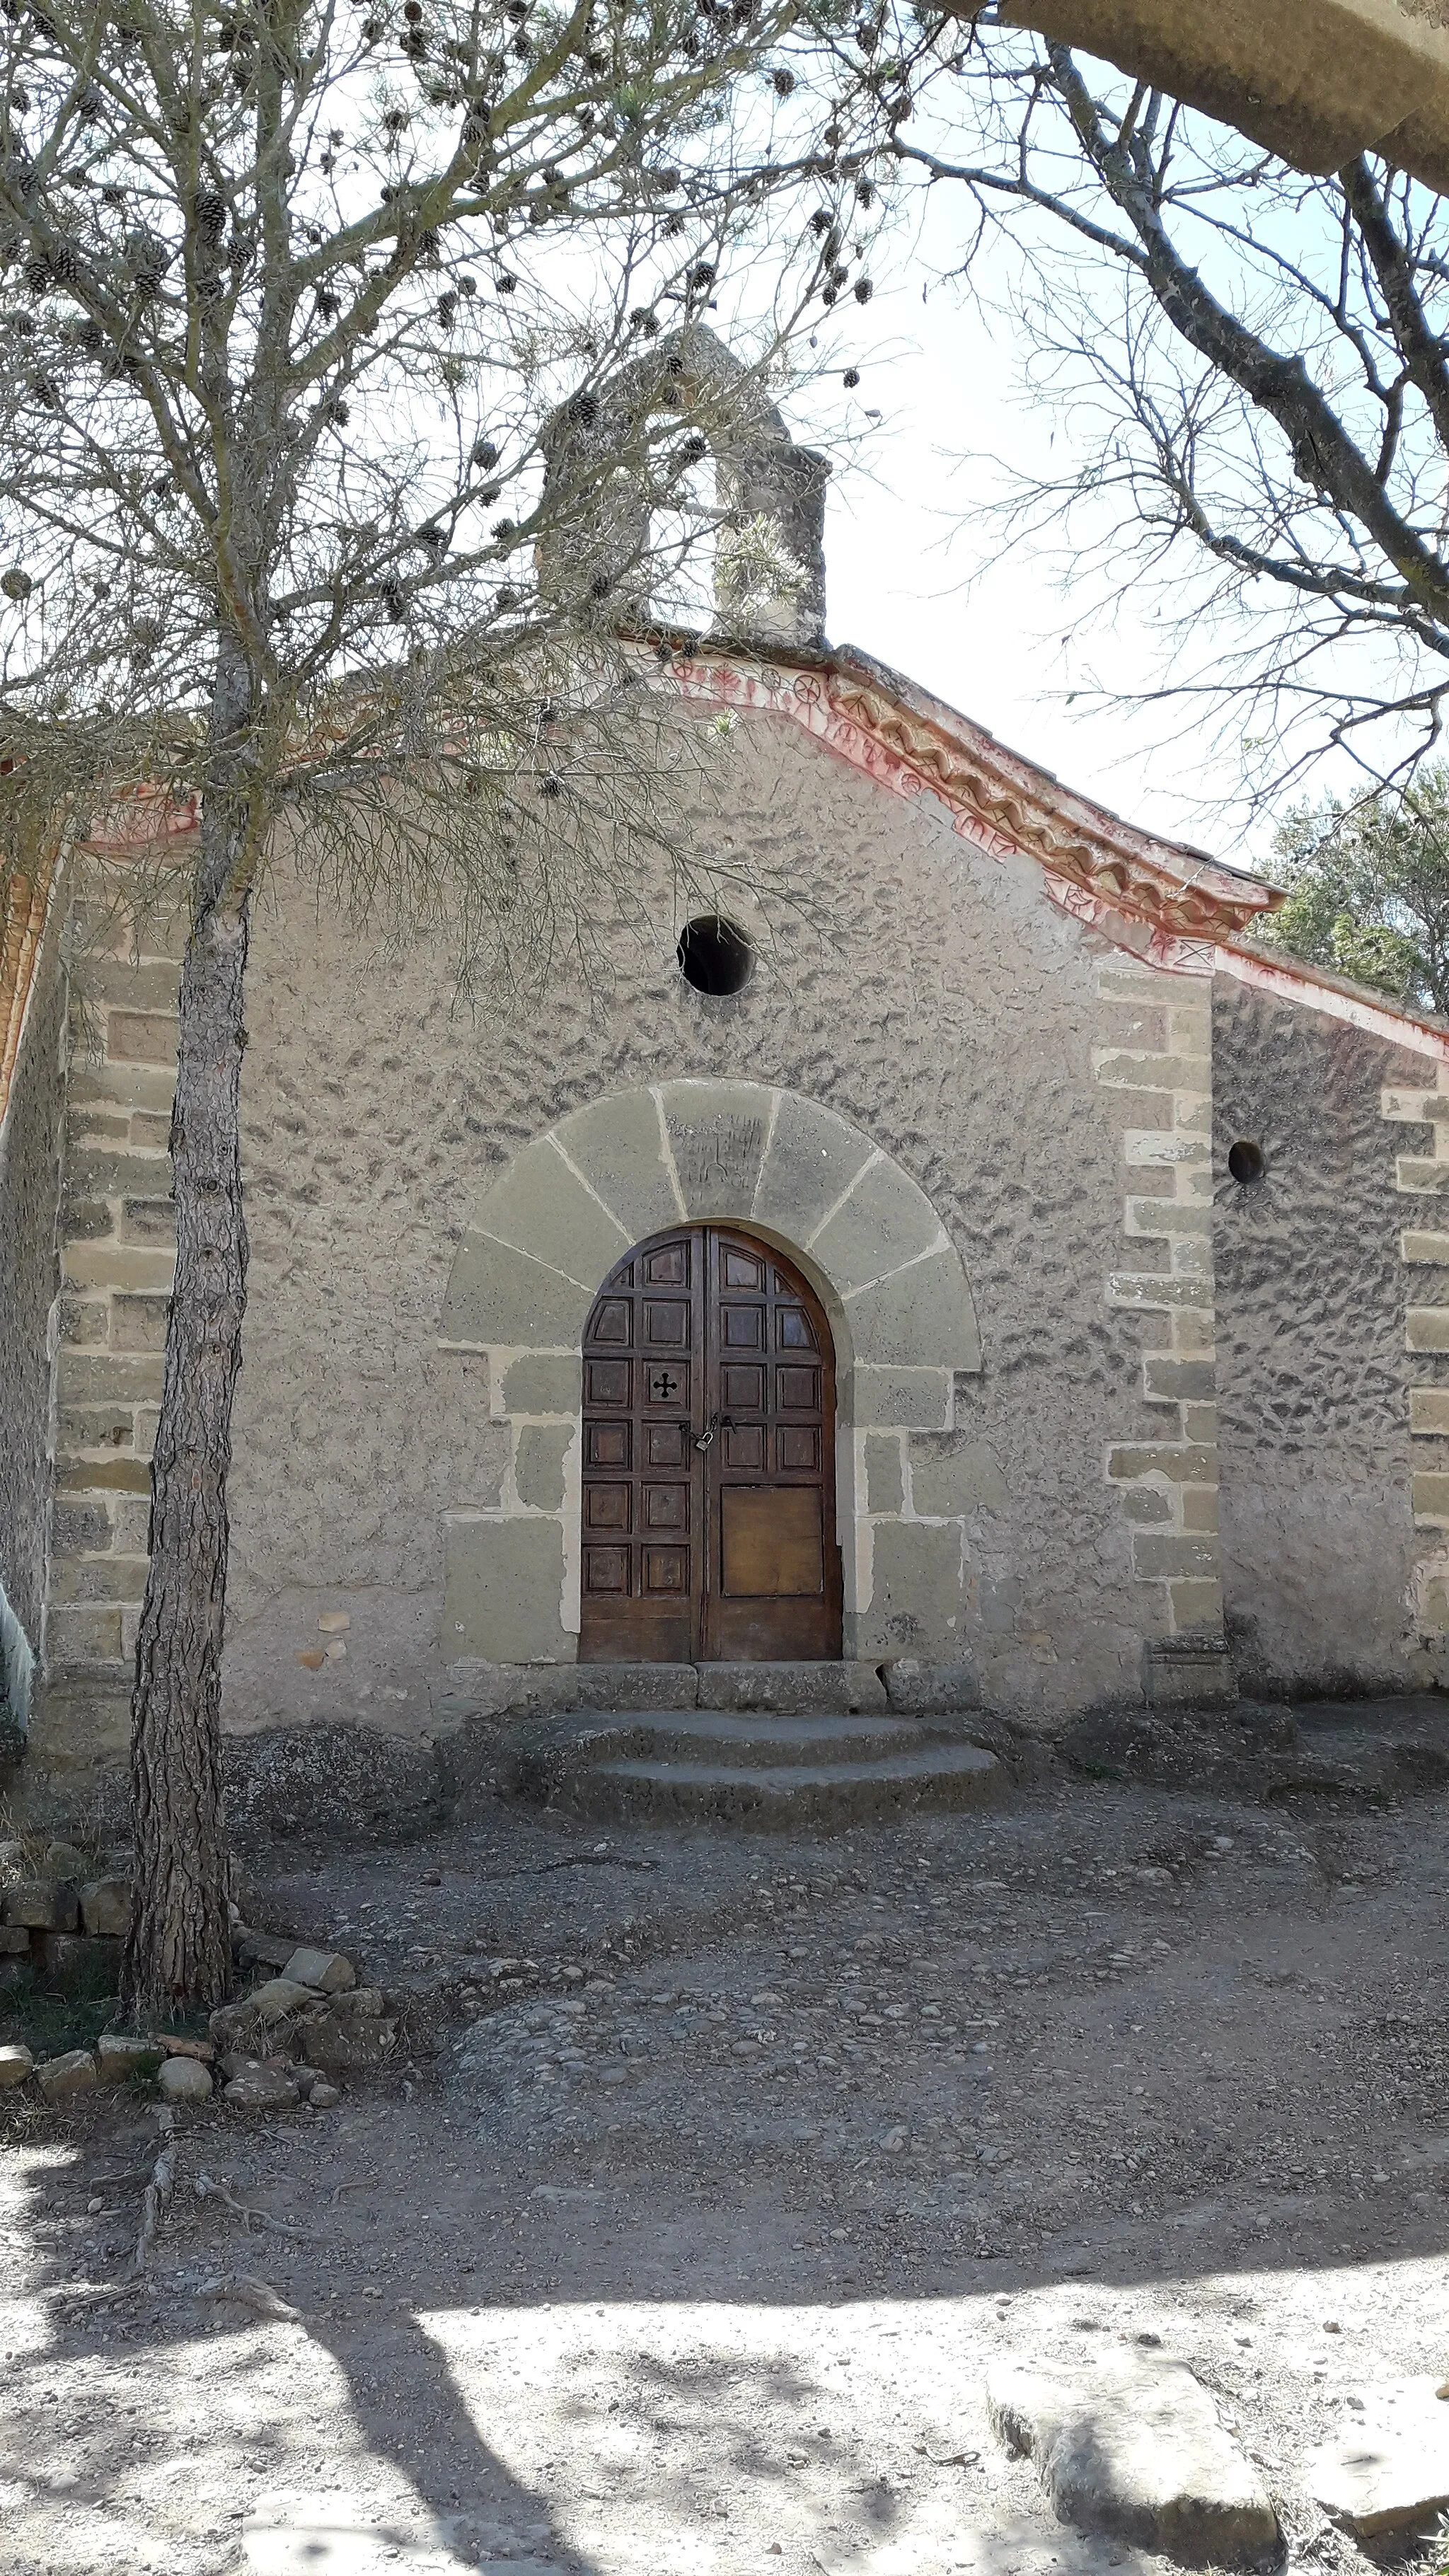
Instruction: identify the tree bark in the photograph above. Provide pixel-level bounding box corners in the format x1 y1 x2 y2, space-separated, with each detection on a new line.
121 775 252 2021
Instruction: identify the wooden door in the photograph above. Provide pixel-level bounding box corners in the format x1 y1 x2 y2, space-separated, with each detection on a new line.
579 1225 841 1663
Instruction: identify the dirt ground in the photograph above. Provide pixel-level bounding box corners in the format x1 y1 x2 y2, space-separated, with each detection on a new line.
3 1708 1449 2576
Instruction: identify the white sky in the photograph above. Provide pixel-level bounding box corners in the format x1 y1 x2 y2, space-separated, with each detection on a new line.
785 185 1281 877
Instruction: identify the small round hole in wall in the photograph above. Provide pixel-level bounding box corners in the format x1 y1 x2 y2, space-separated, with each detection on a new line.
678 915 754 995
1228 1138 1267 1186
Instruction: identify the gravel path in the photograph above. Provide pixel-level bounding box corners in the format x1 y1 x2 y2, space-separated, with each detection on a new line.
2 1731 1447 2575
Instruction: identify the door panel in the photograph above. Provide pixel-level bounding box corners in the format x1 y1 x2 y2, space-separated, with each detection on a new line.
703 1225 840 1660
577 1229 703 1661
721 1486 824 1597
578 1224 841 1663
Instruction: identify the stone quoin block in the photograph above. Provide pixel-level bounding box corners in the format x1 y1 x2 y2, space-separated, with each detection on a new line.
1167 1578 1224 1632
1129 1534 1221 1581
863 1433 904 1516
64 1148 171 1202
69 1061 178 1113
1092 1051 1211 1092
110 1293 172 1351
49 1498 113 1554
1141 1357 1218 1403
444 1515 570 1661
58 1297 109 1345
57 1355 166 1409
86 959 182 1011
1407 1307 1449 1351
57 1402 135 1450
54 1457 152 1494
1126 1194 1214 1237
119 1196 178 1245
48 1556 151 1604
1108 1273 1213 1312
500 1352 582 1416
105 1010 179 1064
908 1436 1008 1517
1107 1444 1217 1486
1412 1472 1449 1525
62 1242 175 1293
865 1520 965 1650
44 1602 125 1660
1382 1086 1449 1122
514 1423 574 1512
1410 1389 1449 1434
850 1366 955 1428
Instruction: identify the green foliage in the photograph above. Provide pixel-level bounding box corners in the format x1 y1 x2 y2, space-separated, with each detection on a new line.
1259 770 1449 1017
0 1953 121 2063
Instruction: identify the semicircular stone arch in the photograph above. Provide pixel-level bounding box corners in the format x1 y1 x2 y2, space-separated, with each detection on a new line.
437 1081 983 1667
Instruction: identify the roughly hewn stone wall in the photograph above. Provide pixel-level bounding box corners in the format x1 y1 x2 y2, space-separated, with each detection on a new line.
0 890 67 1691
1212 973 1431 1695
205 707 1165 1737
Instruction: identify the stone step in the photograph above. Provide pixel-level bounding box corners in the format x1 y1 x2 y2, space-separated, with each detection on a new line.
561 1709 943 1768
442 1656 982 1731
693 1661 890 1714
553 1740 1003 1828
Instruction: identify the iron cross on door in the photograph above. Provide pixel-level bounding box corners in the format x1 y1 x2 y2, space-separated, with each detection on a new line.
579 1223 843 1663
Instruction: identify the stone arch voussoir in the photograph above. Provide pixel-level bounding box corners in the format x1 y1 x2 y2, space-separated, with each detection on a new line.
437 1082 981 1665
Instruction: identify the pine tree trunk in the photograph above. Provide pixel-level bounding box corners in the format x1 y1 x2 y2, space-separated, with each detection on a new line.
121 780 252 2022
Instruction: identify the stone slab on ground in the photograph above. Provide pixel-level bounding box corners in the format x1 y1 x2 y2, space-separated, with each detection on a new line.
80 1877 132 1936
0 2042 33 2086
1 1878 79 1931
574 1740 1003 1828
35 2047 98 2102
224 2060 298 2110
33 1928 120 1983
156 2054 212 2104
282 1945 355 1993
1307 2377 1449 2534
245 1974 319 2023
988 2354 1279 2568
299 1994 398 2072
96 2033 163 2083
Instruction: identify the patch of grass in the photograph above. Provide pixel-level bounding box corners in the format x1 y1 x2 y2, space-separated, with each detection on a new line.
0 1953 122 2061
0 1796 110 1878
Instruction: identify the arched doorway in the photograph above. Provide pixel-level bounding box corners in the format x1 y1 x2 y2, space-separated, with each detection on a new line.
579 1225 842 1663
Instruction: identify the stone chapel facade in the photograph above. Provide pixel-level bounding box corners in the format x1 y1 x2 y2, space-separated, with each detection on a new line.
5 359 1449 1788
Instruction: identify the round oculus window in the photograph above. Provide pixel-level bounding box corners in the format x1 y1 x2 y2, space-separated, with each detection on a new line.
677 915 754 995
1228 1138 1267 1185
